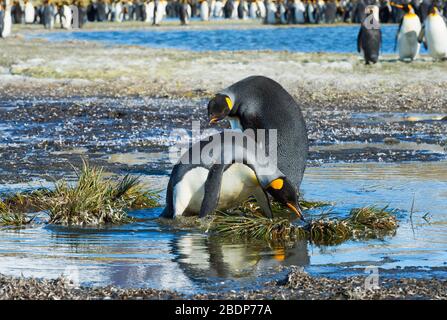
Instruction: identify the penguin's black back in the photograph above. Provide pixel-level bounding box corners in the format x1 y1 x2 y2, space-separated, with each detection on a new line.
226 75 309 189
358 26 381 64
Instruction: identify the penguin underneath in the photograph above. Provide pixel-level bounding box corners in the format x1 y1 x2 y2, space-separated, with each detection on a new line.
418 5 447 60
357 5 381 64
160 131 303 220
393 3 421 61
207 75 309 191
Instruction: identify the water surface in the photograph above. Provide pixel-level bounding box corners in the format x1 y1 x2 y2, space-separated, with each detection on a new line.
0 161 446 293
33 25 414 54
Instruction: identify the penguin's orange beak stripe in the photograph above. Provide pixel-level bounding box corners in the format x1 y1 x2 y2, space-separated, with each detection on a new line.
287 203 304 221
390 2 404 9
209 117 219 124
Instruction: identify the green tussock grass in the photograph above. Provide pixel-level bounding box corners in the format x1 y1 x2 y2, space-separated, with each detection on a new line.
210 205 398 245
45 160 159 225
1 160 160 226
0 200 35 227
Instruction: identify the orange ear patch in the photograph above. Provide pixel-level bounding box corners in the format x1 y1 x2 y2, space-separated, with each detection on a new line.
225 97 233 110
269 178 284 190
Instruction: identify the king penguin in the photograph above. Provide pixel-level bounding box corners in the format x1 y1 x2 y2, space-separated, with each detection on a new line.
392 2 421 61
160 131 303 220
357 5 381 64
200 0 209 21
24 0 35 24
0 0 12 38
179 0 190 25
207 75 309 192
418 4 447 60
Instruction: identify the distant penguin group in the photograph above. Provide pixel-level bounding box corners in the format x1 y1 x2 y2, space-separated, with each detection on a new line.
357 3 447 64
162 75 309 221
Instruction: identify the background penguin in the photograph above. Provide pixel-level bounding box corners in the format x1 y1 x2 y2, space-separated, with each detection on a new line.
160 131 302 220
392 2 421 61
115 0 124 22
200 0 209 20
24 0 35 24
213 0 223 17
60 2 72 29
144 0 154 23
357 5 381 64
266 0 277 24
179 0 190 24
207 75 309 191
43 0 54 29
249 0 257 18
0 0 12 38
294 0 305 24
0 3 4 37
418 4 447 60
257 0 265 18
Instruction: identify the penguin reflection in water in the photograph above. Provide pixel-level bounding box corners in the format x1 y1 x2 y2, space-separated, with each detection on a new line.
160 131 303 220
357 5 382 64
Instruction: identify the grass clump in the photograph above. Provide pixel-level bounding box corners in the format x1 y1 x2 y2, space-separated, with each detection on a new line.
209 204 398 245
1 160 160 226
46 161 160 226
0 201 35 226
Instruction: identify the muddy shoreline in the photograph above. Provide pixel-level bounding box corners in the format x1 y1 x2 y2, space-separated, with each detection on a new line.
1 268 447 300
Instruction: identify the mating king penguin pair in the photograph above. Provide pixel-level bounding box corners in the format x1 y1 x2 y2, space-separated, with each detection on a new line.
161 76 309 221
419 4 447 60
357 5 382 64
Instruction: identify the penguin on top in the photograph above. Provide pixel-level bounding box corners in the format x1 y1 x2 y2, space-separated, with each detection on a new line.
391 2 422 61
207 75 309 191
160 131 303 220
418 3 447 60
357 4 382 64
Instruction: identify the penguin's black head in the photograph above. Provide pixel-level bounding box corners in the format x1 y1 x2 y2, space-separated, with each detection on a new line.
429 4 440 15
266 177 304 221
207 94 233 125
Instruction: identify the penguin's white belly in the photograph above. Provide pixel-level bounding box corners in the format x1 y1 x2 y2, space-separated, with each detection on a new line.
25 4 35 24
249 3 257 18
217 163 258 209
200 2 209 21
62 6 72 29
426 17 447 59
1 12 12 37
173 164 259 216
266 5 276 24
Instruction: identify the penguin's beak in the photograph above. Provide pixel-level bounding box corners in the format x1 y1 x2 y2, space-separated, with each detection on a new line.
209 117 220 124
287 202 304 221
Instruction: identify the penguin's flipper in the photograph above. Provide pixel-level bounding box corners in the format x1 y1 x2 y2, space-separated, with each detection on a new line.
395 19 403 52
418 25 426 49
199 164 225 218
253 187 273 219
357 27 362 53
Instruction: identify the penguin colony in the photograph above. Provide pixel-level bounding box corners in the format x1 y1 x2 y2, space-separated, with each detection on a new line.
4 0 447 27
162 76 308 220
2 1 447 62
